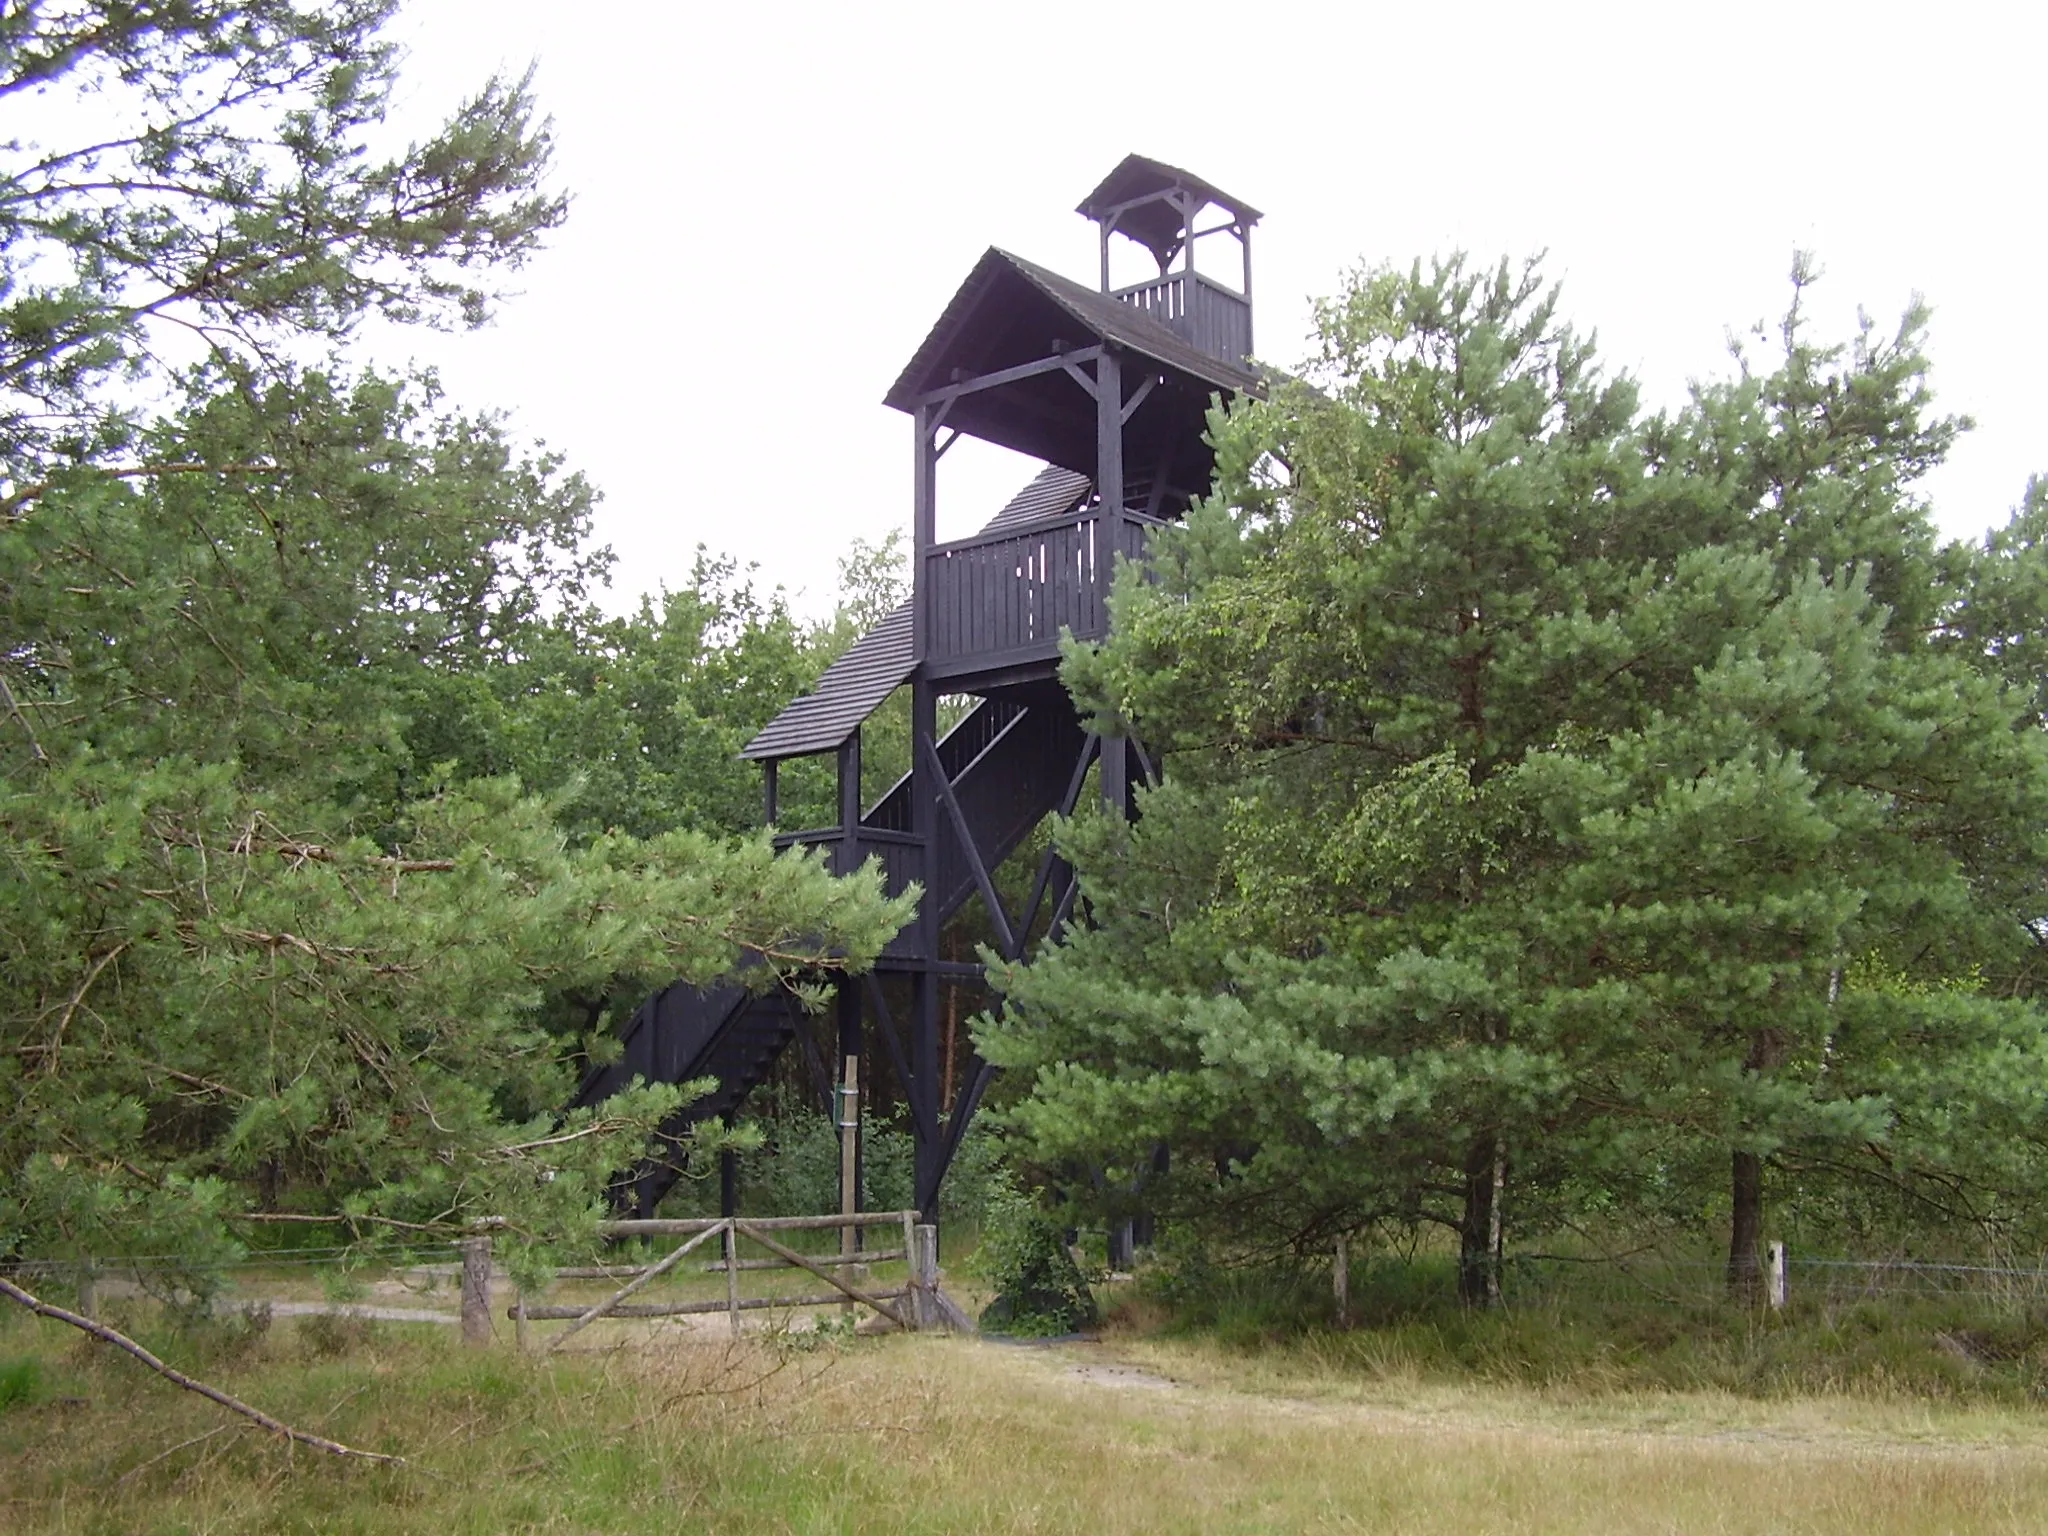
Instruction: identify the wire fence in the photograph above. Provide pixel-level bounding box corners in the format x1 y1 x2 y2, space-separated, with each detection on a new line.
1318 1244 2048 1321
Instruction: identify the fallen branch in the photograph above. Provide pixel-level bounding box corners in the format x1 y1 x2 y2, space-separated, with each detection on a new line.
0 1275 406 1466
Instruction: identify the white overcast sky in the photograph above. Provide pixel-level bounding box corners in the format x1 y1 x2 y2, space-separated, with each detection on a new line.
376 0 2043 617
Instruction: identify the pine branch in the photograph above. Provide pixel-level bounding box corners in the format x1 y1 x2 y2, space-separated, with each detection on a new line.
0 462 285 520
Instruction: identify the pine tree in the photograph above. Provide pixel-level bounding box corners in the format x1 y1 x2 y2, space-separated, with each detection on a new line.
0 6 915 1274
981 256 2048 1301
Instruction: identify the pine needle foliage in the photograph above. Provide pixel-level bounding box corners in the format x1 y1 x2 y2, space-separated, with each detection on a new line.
982 255 2048 1301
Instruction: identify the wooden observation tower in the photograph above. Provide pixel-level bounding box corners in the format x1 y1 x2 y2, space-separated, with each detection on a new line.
572 155 1263 1230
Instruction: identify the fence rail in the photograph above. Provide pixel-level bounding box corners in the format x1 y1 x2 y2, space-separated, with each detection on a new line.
498 1209 969 1349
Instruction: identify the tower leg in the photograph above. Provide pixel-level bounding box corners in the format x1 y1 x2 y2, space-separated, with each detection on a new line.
914 966 943 1225
1100 731 1129 816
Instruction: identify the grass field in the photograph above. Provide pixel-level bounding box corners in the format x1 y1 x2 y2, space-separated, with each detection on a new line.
7 1295 2048 1535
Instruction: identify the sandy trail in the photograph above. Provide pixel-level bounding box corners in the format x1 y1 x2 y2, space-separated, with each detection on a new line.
973 1338 2048 1465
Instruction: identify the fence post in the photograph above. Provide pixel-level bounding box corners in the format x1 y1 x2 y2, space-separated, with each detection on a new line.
76 1260 98 1322
900 1209 920 1329
910 1223 941 1330
724 1218 742 1337
514 1288 529 1352
838 1054 860 1317
460 1235 493 1346
1333 1237 1350 1327
1765 1240 1788 1312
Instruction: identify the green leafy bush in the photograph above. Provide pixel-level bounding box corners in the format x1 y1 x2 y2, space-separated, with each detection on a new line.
971 1176 1096 1337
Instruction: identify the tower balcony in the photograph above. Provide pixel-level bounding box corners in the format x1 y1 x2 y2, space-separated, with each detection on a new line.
921 506 1165 681
1112 271 1251 367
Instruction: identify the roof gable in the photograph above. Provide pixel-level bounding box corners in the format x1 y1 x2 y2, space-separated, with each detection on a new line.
884 248 1259 417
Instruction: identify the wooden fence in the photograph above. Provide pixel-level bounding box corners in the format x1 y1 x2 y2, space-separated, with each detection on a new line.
460 1210 971 1349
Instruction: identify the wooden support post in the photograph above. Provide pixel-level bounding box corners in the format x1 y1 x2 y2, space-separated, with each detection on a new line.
725 1237 742 1337
911 1223 940 1330
514 1289 529 1352
1333 1237 1350 1327
1096 348 1124 521
1107 1219 1134 1274
912 405 936 661
721 1149 742 1335
762 759 778 827
837 730 862 873
1766 1240 1788 1312
900 1209 920 1323
459 1235 493 1347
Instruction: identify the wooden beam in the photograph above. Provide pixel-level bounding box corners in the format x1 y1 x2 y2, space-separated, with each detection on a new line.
1119 372 1159 426
916 346 1102 411
920 735 1018 960
545 1222 725 1353
912 406 936 662
734 1222 907 1328
867 973 937 1143
600 1211 917 1237
517 1290 907 1322
922 1057 999 1219
1020 735 1098 939
1046 868 1082 944
837 731 861 844
1131 736 1160 789
950 1056 997 1147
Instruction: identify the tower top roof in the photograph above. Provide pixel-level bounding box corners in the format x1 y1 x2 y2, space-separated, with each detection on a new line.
1076 154 1262 266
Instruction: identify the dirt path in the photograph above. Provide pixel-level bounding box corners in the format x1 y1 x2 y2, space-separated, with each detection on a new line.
986 1338 2048 1464
261 1300 457 1325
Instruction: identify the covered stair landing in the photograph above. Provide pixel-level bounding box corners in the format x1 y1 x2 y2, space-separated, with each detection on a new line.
567 154 1266 1224
566 476 1101 1216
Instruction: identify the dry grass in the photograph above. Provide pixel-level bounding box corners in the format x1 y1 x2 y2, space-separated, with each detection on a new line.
5 1305 2048 1534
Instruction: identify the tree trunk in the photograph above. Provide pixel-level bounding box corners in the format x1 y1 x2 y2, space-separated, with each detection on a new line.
1458 1133 1502 1308
1727 1148 1765 1301
1727 1025 1781 1301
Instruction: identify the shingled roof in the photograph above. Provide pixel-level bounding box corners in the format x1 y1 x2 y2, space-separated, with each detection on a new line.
1076 154 1262 268
739 467 1093 762
883 247 1260 419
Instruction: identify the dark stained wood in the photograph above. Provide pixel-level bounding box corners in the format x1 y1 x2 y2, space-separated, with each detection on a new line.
578 157 1262 1235
867 973 937 1144
916 344 1103 411
921 735 1018 959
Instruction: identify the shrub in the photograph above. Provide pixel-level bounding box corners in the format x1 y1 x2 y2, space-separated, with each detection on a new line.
971 1176 1096 1337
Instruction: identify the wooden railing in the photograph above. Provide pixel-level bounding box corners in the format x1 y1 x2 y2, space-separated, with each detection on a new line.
773 826 925 957
920 509 1165 678
1112 270 1251 364
923 511 1108 676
